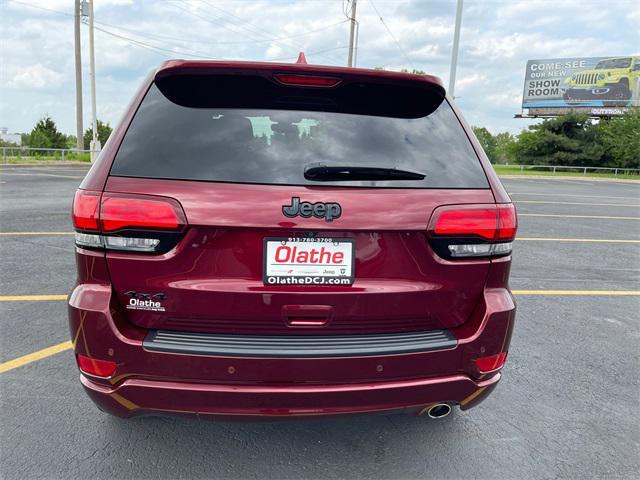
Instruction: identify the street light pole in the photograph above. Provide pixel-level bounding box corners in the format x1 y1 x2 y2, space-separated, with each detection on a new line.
74 0 83 151
347 0 358 67
88 0 100 161
449 0 464 98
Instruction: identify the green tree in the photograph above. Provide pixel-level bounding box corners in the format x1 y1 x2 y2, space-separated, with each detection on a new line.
596 111 640 168
0 138 19 147
84 120 113 150
26 116 66 149
400 68 426 75
509 113 605 166
493 132 516 164
472 127 497 162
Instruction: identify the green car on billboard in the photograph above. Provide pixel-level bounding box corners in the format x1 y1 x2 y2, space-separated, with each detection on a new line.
562 57 640 104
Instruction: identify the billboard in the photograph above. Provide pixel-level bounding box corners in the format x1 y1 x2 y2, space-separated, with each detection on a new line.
522 56 640 109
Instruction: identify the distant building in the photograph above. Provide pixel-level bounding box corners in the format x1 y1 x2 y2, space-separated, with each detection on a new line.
0 127 22 145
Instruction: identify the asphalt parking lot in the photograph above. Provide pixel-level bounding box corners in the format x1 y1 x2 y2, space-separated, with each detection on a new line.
1 166 638 479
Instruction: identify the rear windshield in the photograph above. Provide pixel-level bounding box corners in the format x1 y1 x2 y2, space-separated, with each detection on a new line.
111 82 489 189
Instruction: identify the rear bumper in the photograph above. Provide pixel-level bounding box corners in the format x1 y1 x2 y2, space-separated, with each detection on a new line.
69 281 515 419
81 371 501 419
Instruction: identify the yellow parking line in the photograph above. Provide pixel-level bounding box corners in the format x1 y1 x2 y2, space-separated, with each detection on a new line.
0 341 72 374
0 295 68 301
512 290 640 295
519 213 639 220
0 232 73 235
516 200 639 207
518 237 640 244
509 192 639 200
0 172 85 179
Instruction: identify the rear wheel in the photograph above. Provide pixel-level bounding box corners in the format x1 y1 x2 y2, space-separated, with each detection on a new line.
610 82 631 101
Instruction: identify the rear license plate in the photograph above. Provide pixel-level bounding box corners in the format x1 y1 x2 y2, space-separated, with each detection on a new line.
263 237 355 286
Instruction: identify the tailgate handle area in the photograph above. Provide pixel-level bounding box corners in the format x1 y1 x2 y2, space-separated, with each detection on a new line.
282 305 333 328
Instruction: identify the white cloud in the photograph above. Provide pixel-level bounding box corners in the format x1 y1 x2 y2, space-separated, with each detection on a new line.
8 63 64 89
1 0 637 135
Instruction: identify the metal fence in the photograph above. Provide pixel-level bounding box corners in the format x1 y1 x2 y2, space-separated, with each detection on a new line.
498 164 640 177
2 147 639 177
1 146 98 164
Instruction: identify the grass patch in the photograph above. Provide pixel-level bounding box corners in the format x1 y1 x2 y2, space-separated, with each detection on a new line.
3 152 91 164
493 165 639 180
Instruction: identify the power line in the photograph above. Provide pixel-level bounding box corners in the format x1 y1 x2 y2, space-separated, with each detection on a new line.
173 0 345 64
9 0 73 17
94 23 348 64
368 0 415 70
91 24 214 59
11 0 348 64
95 16 347 47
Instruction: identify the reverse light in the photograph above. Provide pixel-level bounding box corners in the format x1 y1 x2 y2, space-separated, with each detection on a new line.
475 352 507 373
103 236 160 252
273 73 341 87
77 354 117 377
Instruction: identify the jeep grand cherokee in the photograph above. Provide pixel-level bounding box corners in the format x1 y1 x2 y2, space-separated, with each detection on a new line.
69 58 517 419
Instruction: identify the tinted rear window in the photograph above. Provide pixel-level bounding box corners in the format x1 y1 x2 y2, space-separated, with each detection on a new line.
111 82 489 188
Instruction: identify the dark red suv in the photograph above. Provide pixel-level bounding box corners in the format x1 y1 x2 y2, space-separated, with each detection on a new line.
69 59 517 419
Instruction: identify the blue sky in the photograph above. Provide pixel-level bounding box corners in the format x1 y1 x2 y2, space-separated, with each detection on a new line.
1 0 638 136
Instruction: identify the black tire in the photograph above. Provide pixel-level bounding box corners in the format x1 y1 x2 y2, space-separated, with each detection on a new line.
610 83 631 101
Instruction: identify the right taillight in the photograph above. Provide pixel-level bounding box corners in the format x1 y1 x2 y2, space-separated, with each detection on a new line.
72 189 187 253
428 204 517 259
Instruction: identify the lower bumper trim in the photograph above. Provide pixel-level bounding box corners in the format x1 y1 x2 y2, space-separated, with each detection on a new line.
143 329 457 358
81 372 500 418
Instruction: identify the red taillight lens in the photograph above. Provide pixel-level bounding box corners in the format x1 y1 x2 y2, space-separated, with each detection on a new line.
432 207 498 240
72 190 101 231
100 194 186 233
429 204 517 241
497 204 517 240
475 352 507 373
77 354 117 377
273 73 341 87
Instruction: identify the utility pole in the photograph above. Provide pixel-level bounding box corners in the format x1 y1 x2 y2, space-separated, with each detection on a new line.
88 0 100 162
74 0 83 151
347 0 358 67
448 0 463 98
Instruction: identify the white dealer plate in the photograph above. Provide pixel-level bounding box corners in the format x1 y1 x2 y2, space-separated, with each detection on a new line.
263 237 355 286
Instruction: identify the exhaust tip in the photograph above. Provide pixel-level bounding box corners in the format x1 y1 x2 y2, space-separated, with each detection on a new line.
427 403 452 419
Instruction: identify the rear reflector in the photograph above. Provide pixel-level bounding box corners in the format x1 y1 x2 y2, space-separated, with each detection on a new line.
77 354 117 377
273 73 341 87
72 190 101 231
101 194 185 233
475 352 507 373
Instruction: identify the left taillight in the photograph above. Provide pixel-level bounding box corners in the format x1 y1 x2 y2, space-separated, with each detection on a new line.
72 189 187 253
427 203 517 259
72 190 101 231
